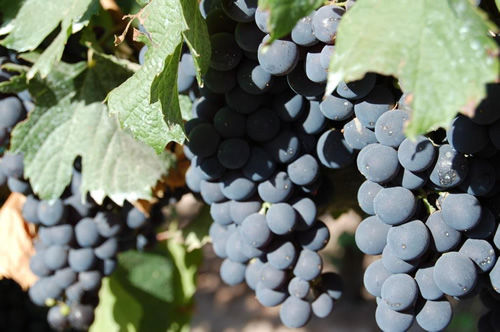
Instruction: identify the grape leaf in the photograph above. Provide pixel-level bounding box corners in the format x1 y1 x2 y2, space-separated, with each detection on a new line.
0 0 25 35
327 0 500 136
1 0 99 79
107 0 210 152
258 0 323 42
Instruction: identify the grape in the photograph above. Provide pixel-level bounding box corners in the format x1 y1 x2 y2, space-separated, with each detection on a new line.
185 118 208 136
311 5 345 44
320 93 353 121
210 200 233 225
386 220 429 261
254 7 269 33
280 296 312 328
459 239 496 272
125 207 147 229
230 198 261 225
472 83 500 124
429 144 468 188
264 130 300 164
177 65 195 93
373 187 416 225
30 252 52 277
357 181 382 215
336 74 376 100
319 45 335 70
43 245 68 271
65 282 85 303
320 272 343 300
255 282 287 307
54 267 78 289
375 303 415 332
266 240 297 270
257 171 294 203
242 146 276 181
287 154 319 186
47 305 68 330
415 299 453 331
257 35 299 76
225 229 250 263
246 108 281 142
343 118 377 150
37 199 66 226
1 153 24 178
382 246 420 274
357 144 399 183
68 304 95 331
311 293 334 319
68 248 97 272
447 115 489 154
0 96 26 128
380 274 418 311
236 59 273 94
397 135 436 172
465 207 496 239
7 177 30 194
204 68 237 94
363 259 393 298
266 202 296 235
94 238 119 259
22 195 40 224
441 193 482 231
392 168 428 190
235 22 265 52
433 252 477 297
220 170 257 200
217 138 250 169
185 165 203 193
221 0 257 22
193 97 221 121
75 217 101 247
94 212 122 237
225 85 264 113
374 110 409 148
291 11 317 46
79 270 102 291
209 33 243 71
354 85 394 128
260 263 286 289
415 265 444 301
293 249 322 281
288 277 310 299
240 213 272 248
245 259 265 290
426 211 462 253
206 8 238 35
196 156 226 183
458 157 496 196
286 61 326 98
220 259 246 285
355 215 390 255
49 224 75 246
213 106 246 138
188 123 221 158
297 220 330 251
316 129 355 169
490 259 500 293
272 90 304 122
292 197 317 230
305 49 327 83
297 100 326 134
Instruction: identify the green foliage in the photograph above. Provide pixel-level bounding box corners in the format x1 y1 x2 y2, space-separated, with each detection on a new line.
1 0 99 79
107 0 210 153
327 0 499 136
92 242 202 332
10 56 168 205
258 0 324 43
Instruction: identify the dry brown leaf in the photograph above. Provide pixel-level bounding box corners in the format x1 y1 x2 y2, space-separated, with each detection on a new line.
0 193 37 290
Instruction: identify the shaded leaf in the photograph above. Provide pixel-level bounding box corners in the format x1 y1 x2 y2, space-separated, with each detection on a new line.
327 0 499 136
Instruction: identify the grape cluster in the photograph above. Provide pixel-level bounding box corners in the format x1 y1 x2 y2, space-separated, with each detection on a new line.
181 0 359 328
22 162 162 331
0 278 53 331
351 83 500 330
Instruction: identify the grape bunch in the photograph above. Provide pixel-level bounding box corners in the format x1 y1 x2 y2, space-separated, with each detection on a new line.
22 162 162 331
0 278 53 331
180 0 361 328
351 83 500 331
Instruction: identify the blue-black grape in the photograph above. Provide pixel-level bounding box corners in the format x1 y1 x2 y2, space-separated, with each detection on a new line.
382 245 420 274
353 85 394 127
245 258 264 290
266 202 296 235
374 110 409 148
311 293 334 318
204 67 237 94
363 259 392 298
355 215 390 255
49 224 75 246
188 123 221 158
264 130 300 164
220 258 246 285
426 211 462 253
177 65 195 93
0 96 26 128
210 200 233 225
225 85 264 113
441 193 482 231
357 180 383 215
297 100 326 134
22 195 40 224
293 249 322 281
94 237 119 260
458 157 496 196
380 273 418 311
320 93 353 121
397 135 436 172
433 252 477 297
68 248 97 272
236 59 273 94
255 282 287 307
386 219 429 260
288 277 310 299
459 238 496 273
54 267 78 289
242 146 276 182
357 143 399 183
375 303 415 332
206 8 238 35
297 220 330 251
311 5 344 44
217 138 250 169
286 61 326 98
429 144 468 189
319 45 335 70
210 33 243 71
465 207 495 239
286 154 319 186
291 11 317 46
415 265 444 301
221 0 257 22
447 115 489 154
257 35 299 76
246 108 281 142
240 212 272 248
1 153 24 179
235 22 265 52
392 168 428 191
343 118 377 150
259 263 287 289
213 106 246 138
279 296 312 328
336 74 376 100
225 229 250 263
230 197 262 225
75 217 101 247
79 270 102 291
254 6 269 33
37 199 65 226
415 299 453 332
68 304 95 331
257 171 294 203
266 240 297 270
272 90 304 122
305 48 327 83
316 129 355 169
373 187 416 225
220 170 257 200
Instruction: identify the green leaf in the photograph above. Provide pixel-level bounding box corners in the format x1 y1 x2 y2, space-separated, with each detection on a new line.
0 0 25 35
180 0 211 85
327 0 500 136
258 0 323 42
107 0 186 152
1 0 98 79
11 101 166 205
0 73 28 93
179 94 193 121
91 278 142 332
496 0 500 12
